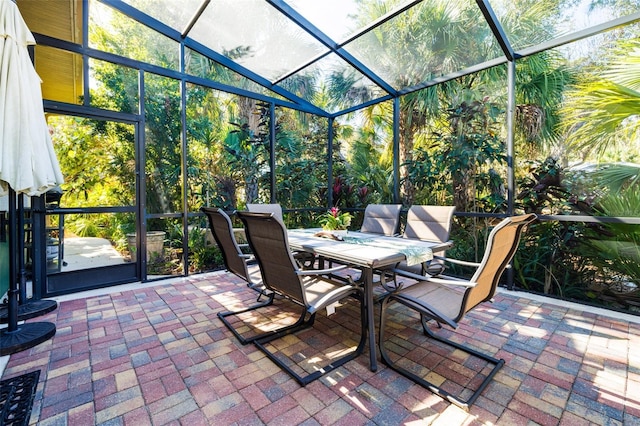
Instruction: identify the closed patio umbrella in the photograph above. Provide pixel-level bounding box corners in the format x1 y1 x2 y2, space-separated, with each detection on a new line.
0 0 62 355
0 0 63 196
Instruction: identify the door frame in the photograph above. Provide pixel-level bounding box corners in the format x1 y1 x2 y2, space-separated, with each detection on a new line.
36 103 143 297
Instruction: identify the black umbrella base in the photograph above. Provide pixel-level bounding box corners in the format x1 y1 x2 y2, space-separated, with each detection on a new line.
0 299 58 323
0 322 56 356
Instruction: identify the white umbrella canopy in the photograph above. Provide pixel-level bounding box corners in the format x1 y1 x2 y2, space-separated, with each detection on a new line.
0 0 59 356
0 0 63 197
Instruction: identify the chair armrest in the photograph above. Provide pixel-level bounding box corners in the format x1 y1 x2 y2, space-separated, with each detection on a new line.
434 255 481 268
389 268 431 281
388 268 476 288
240 253 259 266
307 283 359 314
424 276 477 287
296 264 348 276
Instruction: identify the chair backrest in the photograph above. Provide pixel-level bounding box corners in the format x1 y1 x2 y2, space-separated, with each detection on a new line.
360 204 402 236
201 207 249 282
246 203 284 223
460 213 536 319
237 211 306 305
403 205 455 242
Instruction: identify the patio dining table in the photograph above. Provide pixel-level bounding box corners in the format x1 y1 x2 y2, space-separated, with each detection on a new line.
287 228 453 372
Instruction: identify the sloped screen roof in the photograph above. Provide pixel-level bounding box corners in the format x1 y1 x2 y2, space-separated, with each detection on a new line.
23 0 640 116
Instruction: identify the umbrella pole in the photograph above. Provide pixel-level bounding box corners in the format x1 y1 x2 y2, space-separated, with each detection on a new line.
0 187 56 356
6 188 19 332
18 193 27 303
0 194 58 324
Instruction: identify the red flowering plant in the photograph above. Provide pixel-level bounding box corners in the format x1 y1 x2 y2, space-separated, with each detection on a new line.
319 207 353 231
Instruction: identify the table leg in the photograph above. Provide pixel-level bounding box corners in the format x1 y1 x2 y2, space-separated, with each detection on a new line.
363 267 377 371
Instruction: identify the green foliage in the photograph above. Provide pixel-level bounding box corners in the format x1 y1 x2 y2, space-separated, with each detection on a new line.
597 182 640 217
190 245 224 274
515 54 572 150
551 35 640 309
513 220 593 300
65 215 100 238
158 221 224 274
185 88 235 212
345 136 393 204
318 207 353 231
577 182 640 308
185 227 224 273
590 163 640 195
516 157 572 214
405 97 507 212
144 75 183 214
513 157 640 309
562 38 640 158
224 102 271 204
274 109 329 210
51 116 136 207
88 59 139 114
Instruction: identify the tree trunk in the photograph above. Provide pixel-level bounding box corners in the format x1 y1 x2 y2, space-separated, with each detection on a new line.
239 97 259 133
452 169 474 212
245 177 258 204
238 96 259 204
399 109 422 206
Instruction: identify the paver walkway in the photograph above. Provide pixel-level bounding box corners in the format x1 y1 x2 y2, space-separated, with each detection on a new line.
2 271 639 425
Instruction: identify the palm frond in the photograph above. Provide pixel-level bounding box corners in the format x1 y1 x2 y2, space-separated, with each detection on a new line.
563 80 640 155
604 40 640 90
591 163 640 195
597 181 640 216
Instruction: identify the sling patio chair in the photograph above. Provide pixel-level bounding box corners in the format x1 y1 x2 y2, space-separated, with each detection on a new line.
360 204 402 236
246 203 284 222
403 205 455 244
402 204 456 276
380 205 456 292
237 211 367 386
246 202 315 267
378 213 536 410
201 207 275 344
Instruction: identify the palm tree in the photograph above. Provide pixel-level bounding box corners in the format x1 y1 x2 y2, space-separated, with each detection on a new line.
350 0 571 207
560 37 640 297
562 38 640 158
349 0 492 205
560 37 640 209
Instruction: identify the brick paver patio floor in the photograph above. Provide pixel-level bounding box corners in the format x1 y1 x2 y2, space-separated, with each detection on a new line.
2 271 639 425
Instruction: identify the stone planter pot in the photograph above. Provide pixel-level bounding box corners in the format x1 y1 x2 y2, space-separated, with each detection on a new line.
126 231 166 259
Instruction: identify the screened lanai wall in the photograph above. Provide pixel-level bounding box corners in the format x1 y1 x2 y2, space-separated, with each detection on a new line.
13 0 640 314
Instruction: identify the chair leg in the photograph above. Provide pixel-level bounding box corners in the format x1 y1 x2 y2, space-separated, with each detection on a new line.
373 269 404 303
252 286 272 303
218 293 311 345
379 297 504 411
421 315 443 330
254 293 368 386
294 252 317 269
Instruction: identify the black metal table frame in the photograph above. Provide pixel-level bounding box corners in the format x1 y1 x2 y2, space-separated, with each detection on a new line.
288 229 452 372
